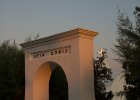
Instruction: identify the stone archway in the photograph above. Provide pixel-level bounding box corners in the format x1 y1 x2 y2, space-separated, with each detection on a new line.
33 61 68 100
20 28 98 100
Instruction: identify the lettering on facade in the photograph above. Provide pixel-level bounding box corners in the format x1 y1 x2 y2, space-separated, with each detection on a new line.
30 46 71 59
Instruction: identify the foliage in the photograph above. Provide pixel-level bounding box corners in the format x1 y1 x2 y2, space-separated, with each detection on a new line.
114 7 140 100
94 48 113 100
24 33 39 43
0 40 25 100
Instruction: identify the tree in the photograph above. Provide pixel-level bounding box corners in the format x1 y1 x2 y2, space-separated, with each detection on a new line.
24 33 40 43
114 7 140 100
0 34 39 100
94 48 113 100
0 40 25 100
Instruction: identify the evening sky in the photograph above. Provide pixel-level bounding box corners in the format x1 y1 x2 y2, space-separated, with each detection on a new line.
0 0 140 77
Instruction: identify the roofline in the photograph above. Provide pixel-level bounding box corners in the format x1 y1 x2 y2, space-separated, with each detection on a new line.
20 28 99 48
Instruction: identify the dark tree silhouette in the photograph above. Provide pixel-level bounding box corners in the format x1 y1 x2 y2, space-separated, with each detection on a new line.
0 40 25 100
114 7 140 100
94 48 113 100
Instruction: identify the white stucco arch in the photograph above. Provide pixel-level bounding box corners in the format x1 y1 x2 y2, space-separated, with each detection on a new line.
33 61 68 100
33 62 51 100
20 28 98 100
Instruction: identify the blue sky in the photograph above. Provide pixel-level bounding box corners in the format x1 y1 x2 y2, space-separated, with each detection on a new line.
0 0 140 77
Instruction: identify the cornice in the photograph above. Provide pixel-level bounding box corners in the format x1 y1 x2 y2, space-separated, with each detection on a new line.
20 28 99 49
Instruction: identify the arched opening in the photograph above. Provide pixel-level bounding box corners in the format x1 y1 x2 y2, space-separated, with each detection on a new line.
49 65 68 100
33 61 68 100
